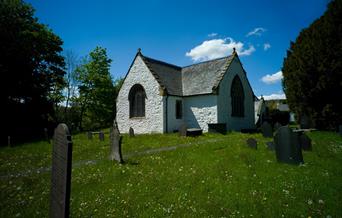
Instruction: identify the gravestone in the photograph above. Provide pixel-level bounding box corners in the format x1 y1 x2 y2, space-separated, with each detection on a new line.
50 123 73 218
274 122 282 132
179 123 187 137
87 131 93 140
99 131 104 141
299 133 312 151
246 138 257 149
129 127 135 137
274 126 304 165
266 141 275 150
261 121 273 138
110 122 123 163
339 125 342 137
300 114 310 129
8 136 11 147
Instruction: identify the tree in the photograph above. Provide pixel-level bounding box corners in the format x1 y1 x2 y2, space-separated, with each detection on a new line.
282 0 342 129
1 0 65 144
75 47 115 130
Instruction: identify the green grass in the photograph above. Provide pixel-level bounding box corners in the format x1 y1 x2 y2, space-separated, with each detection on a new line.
1 131 341 217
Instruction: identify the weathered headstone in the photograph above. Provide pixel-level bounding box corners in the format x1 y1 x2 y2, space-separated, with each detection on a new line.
261 121 273 138
129 127 135 137
300 114 310 129
274 122 282 132
87 131 93 140
246 138 257 149
299 133 312 151
274 126 304 165
110 122 123 163
50 124 73 218
339 125 342 137
179 123 187 137
99 131 104 141
266 141 275 150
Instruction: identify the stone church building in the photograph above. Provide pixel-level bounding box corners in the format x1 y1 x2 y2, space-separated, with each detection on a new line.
116 49 255 134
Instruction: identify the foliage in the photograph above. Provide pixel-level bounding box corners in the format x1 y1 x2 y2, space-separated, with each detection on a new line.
0 0 65 144
74 47 115 130
282 0 342 129
1 131 342 217
269 109 290 126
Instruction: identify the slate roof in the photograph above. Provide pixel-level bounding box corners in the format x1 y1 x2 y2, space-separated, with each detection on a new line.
139 51 236 96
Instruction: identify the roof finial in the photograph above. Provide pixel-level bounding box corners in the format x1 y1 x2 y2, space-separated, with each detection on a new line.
137 48 141 54
232 47 237 55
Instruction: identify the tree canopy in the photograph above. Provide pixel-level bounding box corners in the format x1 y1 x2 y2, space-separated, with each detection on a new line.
74 47 116 130
282 0 342 129
1 0 65 144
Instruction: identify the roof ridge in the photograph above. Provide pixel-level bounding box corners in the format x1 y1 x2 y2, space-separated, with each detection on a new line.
142 55 182 70
181 55 232 69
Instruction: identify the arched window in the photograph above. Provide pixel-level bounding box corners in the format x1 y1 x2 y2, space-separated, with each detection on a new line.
128 84 146 118
231 75 244 117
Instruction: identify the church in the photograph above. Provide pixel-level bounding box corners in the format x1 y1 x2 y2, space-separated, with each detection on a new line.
116 49 255 134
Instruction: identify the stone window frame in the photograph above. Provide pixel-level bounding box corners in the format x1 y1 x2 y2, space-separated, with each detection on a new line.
128 84 146 118
231 75 245 117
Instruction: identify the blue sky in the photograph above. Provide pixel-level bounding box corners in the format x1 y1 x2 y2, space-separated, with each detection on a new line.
26 0 328 99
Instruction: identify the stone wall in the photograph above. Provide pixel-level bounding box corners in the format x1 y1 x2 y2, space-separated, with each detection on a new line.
116 55 164 134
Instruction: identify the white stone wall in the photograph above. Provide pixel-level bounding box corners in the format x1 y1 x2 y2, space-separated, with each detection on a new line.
183 95 218 132
116 56 165 134
166 96 184 132
217 58 255 131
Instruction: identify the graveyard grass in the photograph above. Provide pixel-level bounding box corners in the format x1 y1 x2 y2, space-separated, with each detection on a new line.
1 131 342 217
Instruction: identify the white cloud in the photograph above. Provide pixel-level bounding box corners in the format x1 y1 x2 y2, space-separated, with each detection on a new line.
263 43 271 51
259 93 286 100
261 71 283 84
185 38 256 62
208 33 218 37
246 27 266 37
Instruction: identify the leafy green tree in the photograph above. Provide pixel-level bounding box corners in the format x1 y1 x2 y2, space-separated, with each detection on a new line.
282 0 342 129
1 0 65 143
75 47 115 130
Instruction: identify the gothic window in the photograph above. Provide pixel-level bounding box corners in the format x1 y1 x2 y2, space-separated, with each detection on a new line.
176 100 182 119
129 84 146 118
231 75 245 117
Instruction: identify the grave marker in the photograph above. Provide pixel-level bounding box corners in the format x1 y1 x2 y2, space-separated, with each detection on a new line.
99 131 104 141
129 127 135 137
110 122 123 163
266 141 275 150
179 123 187 137
246 138 257 149
261 121 273 138
274 126 304 165
50 124 73 218
299 133 312 151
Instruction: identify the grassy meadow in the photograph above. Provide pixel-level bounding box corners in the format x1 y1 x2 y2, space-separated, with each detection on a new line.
0 130 341 217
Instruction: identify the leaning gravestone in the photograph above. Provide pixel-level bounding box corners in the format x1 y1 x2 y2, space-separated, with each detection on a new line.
110 122 123 163
179 123 187 137
274 126 304 165
274 122 282 132
266 141 275 150
261 121 273 138
129 127 135 137
246 138 257 149
50 124 73 218
299 133 312 151
99 131 104 141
